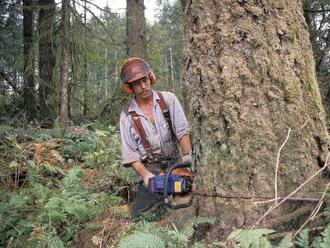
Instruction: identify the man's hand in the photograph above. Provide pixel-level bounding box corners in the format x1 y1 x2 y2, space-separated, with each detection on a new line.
182 153 192 163
130 161 155 187
143 172 155 187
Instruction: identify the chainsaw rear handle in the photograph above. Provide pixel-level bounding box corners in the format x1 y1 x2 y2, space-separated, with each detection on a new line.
164 161 193 209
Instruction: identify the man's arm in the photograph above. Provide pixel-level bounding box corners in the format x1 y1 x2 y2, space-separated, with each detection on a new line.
130 161 154 186
179 134 192 162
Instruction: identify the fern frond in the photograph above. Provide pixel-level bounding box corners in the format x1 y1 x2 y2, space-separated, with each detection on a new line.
48 233 65 248
180 216 216 240
117 232 165 248
227 228 274 248
277 234 293 248
320 225 330 248
296 229 309 248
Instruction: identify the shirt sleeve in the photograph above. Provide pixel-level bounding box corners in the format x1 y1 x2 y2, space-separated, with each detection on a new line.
119 111 141 166
165 92 190 140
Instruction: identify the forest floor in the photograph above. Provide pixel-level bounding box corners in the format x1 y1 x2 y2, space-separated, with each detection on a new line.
1 124 329 247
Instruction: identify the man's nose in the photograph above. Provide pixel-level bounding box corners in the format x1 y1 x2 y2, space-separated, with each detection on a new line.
140 81 146 89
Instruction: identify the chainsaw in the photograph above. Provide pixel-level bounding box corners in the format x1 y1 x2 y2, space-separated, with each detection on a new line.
147 161 194 209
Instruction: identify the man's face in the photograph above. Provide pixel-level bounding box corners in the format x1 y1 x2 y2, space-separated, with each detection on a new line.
129 76 152 100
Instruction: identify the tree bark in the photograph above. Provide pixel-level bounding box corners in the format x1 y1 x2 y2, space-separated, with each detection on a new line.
23 0 37 121
181 0 330 237
59 0 70 128
38 0 55 125
126 0 147 58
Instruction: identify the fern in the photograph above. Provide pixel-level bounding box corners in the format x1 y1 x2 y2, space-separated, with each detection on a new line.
277 234 293 248
319 225 330 248
118 232 166 248
118 216 216 248
48 233 65 248
296 229 309 248
227 228 275 248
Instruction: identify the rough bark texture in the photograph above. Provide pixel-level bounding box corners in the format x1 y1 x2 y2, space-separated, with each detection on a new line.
126 0 147 58
181 0 330 237
23 0 37 121
38 0 55 124
59 0 70 128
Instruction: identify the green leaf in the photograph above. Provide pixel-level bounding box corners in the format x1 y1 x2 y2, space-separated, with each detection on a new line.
118 232 166 248
277 234 293 248
227 229 275 248
296 229 309 248
95 129 109 137
9 160 18 168
320 225 330 248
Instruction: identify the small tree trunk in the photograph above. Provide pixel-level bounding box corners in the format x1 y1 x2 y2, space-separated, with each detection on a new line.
126 0 147 58
59 0 70 128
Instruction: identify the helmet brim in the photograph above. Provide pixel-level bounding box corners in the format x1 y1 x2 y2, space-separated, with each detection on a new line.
125 72 149 83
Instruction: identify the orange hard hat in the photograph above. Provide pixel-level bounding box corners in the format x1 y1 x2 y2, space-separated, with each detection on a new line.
120 58 156 94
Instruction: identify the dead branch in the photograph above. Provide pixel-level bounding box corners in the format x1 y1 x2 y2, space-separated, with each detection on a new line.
274 118 310 204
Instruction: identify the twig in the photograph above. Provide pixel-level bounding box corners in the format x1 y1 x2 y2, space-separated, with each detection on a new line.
292 182 330 238
274 118 310 204
254 151 330 227
275 128 291 204
254 196 321 204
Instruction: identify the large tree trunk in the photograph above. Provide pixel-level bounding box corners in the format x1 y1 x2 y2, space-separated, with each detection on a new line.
126 0 147 58
23 0 37 121
181 0 330 237
59 0 70 128
38 0 55 125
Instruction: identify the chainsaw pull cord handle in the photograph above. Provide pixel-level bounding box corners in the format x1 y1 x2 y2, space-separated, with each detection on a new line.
164 161 191 208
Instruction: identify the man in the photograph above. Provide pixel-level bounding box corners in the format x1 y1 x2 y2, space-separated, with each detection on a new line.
119 57 192 221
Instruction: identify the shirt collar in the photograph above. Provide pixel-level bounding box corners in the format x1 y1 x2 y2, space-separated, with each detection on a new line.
128 89 160 114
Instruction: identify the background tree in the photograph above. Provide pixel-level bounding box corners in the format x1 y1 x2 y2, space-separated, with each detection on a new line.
304 0 330 119
181 0 330 236
126 0 147 58
59 0 70 127
23 0 37 121
38 0 56 124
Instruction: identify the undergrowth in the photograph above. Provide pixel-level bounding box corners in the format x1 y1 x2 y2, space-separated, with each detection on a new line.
0 123 134 247
1 122 330 247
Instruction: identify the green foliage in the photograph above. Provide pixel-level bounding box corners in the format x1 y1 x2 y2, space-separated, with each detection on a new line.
118 233 166 248
277 235 293 248
226 228 293 248
311 225 330 248
60 133 103 162
118 216 216 248
227 228 275 248
296 229 309 248
48 233 65 248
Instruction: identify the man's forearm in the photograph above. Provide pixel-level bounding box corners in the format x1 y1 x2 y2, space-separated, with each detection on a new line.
180 134 192 156
130 161 151 178
130 161 154 186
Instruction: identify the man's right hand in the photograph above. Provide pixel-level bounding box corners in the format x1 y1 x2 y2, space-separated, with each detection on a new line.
143 172 155 187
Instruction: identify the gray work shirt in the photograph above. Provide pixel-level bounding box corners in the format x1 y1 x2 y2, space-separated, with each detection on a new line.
119 90 189 166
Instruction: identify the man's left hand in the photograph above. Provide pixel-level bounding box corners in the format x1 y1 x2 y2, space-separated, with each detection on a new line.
182 153 192 164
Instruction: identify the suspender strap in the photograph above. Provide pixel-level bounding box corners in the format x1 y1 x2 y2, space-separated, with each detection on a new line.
129 91 176 161
156 91 176 139
130 111 154 159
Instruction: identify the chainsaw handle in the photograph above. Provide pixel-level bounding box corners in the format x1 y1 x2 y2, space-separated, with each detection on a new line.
164 161 191 208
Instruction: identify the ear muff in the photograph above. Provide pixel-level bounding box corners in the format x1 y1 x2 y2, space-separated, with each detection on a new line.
149 72 156 85
123 83 134 94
